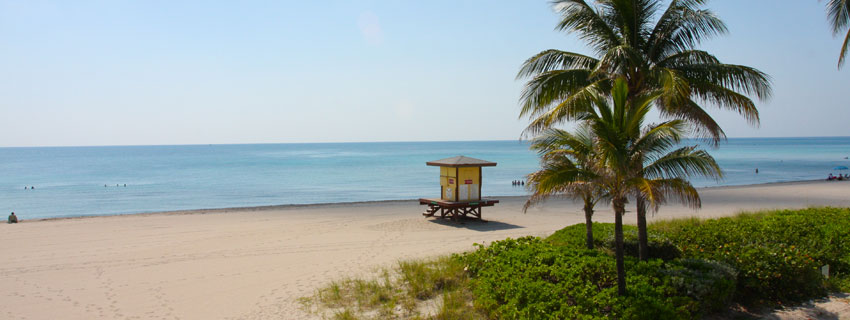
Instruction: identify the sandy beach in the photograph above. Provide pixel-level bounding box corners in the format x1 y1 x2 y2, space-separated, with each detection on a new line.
1 180 849 319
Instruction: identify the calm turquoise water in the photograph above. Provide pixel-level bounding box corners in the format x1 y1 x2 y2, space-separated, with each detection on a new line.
1 138 848 219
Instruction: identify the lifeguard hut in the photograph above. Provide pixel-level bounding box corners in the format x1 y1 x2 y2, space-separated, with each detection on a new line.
419 156 499 221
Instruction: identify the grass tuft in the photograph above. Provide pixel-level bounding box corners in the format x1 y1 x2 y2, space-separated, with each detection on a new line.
303 256 483 319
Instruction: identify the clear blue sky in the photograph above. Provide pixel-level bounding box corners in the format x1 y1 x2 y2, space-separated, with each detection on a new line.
0 0 847 147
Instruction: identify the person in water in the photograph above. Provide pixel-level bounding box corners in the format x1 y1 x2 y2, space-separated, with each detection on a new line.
8 212 18 224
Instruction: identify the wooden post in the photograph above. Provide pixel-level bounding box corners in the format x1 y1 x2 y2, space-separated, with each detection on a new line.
478 167 482 201
455 167 459 201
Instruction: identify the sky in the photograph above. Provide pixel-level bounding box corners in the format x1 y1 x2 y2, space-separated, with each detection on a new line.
0 0 848 147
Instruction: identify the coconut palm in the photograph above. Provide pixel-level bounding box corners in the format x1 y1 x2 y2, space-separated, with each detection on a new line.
523 126 608 250
580 78 722 294
517 0 765 261
517 0 772 141
825 0 850 68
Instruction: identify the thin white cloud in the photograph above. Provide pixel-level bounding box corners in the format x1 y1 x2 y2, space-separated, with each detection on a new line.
357 11 383 45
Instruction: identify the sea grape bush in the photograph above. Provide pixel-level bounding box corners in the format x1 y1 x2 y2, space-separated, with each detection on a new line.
662 259 737 314
655 207 850 303
460 237 728 319
546 223 631 249
609 230 682 261
458 208 849 319
547 223 681 261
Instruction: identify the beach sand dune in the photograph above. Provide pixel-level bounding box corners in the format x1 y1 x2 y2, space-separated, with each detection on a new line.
1 181 848 319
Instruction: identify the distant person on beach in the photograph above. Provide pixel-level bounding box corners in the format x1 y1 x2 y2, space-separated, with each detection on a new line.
755 168 758 174
31 186 34 189
8 212 17 224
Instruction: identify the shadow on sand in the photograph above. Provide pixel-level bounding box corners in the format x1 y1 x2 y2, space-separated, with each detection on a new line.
707 293 849 320
426 217 524 232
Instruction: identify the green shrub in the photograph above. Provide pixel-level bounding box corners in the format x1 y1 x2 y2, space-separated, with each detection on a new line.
653 208 850 303
546 222 634 249
461 237 731 319
663 259 737 314
547 223 681 261
609 230 682 261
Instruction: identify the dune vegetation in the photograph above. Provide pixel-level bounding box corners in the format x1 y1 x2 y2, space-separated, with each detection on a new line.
301 207 850 319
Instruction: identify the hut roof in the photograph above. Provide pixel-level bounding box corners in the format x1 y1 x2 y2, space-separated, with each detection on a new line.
426 156 497 167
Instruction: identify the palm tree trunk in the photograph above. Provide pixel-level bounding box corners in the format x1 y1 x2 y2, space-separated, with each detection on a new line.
584 204 594 250
636 196 648 261
613 198 627 296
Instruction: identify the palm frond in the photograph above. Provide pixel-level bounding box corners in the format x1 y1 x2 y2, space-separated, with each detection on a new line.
840 26 850 68
521 80 606 137
530 127 594 157
601 0 661 48
632 119 687 156
652 178 701 210
523 135 606 212
554 0 621 55
655 98 725 143
517 50 600 80
647 0 727 60
826 0 850 35
518 69 595 119
674 63 772 102
655 50 720 67
642 146 723 180
688 80 761 126
624 90 663 136
590 44 649 79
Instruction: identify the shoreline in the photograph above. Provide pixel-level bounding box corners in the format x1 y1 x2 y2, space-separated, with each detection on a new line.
21 178 831 223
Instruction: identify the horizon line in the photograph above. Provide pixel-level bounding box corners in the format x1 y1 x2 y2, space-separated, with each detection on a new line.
2 135 850 149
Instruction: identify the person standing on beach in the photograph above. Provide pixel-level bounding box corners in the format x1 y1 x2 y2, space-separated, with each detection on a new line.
8 212 18 224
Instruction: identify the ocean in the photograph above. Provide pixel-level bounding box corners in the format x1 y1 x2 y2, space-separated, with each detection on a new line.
1 138 849 220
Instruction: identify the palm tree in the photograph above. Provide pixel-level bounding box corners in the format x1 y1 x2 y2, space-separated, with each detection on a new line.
523 126 608 250
825 0 850 68
517 0 766 261
518 0 772 141
579 78 722 295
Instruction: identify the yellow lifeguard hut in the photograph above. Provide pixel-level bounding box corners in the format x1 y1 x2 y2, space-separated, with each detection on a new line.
419 156 499 221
